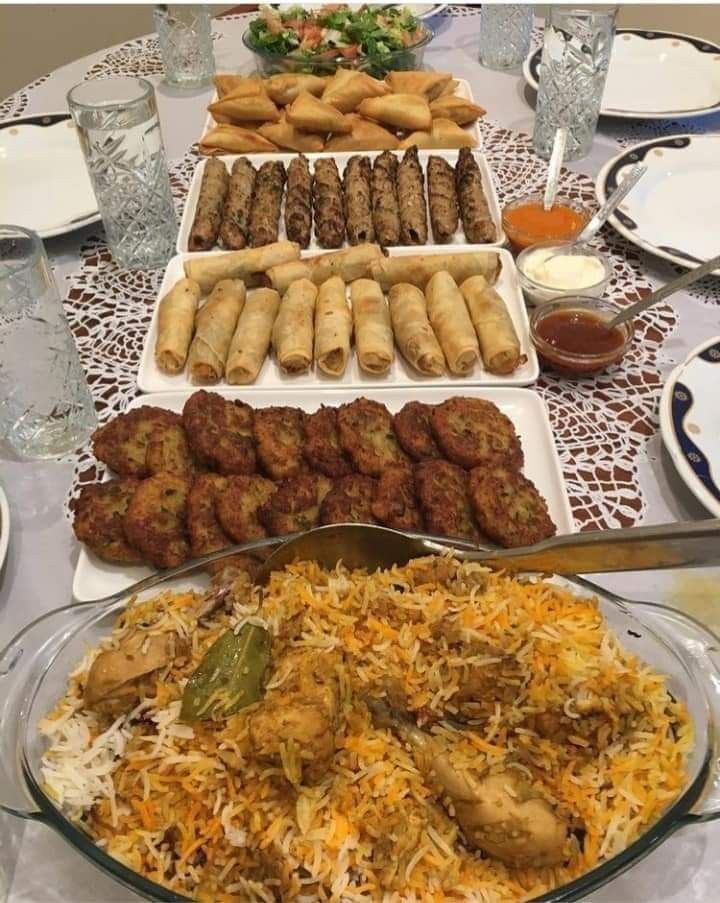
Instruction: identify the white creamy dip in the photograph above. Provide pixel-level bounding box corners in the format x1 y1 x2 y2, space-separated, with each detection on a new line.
522 248 606 291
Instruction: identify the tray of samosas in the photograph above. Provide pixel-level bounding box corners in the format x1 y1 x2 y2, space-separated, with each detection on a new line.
199 70 485 156
138 243 538 392
179 147 503 254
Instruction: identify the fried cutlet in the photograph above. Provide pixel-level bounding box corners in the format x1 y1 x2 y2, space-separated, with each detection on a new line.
254 406 307 480
92 407 181 477
123 473 191 569
73 479 143 564
182 390 256 475
415 459 479 541
320 474 377 525
259 474 333 536
145 423 195 478
303 406 353 478
215 474 276 542
468 465 556 548
393 401 441 461
430 397 523 470
187 473 230 557
371 466 423 531
336 398 410 477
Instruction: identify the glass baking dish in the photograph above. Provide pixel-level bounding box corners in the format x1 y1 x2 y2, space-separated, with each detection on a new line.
1 539 719 903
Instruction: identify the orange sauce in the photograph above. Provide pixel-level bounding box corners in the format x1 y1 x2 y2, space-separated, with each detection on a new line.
503 201 587 250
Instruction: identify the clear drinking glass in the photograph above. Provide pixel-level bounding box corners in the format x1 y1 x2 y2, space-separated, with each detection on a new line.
478 4 533 70
0 226 96 459
533 6 617 161
154 4 215 88
67 77 178 271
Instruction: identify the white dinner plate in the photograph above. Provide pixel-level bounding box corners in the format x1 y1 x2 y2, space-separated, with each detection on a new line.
138 246 538 392
177 149 504 254
0 113 100 238
660 336 720 517
523 29 720 120
72 385 575 601
595 134 720 272
0 483 9 574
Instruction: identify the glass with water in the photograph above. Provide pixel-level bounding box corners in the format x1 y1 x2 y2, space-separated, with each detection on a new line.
154 4 215 88
0 226 96 459
478 4 533 70
533 7 617 161
67 77 178 270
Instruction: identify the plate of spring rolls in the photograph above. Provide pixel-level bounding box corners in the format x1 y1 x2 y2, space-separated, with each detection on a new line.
137 243 539 392
199 71 484 156
178 148 503 254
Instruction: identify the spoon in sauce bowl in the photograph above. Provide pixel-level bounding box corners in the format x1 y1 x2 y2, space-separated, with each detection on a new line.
607 251 720 329
543 127 568 211
561 162 647 250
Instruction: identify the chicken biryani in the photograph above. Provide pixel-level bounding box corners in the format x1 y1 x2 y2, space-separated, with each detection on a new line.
40 557 691 901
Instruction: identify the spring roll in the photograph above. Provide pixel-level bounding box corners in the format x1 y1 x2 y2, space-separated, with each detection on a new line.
218 157 256 251
226 288 280 385
371 151 401 246
456 146 496 243
248 160 287 248
186 279 246 384
397 145 428 245
184 240 300 294
388 283 445 377
350 279 393 375
285 154 312 249
369 251 500 291
425 271 479 376
460 276 526 375
267 259 313 295
315 276 352 377
155 278 201 374
312 243 386 285
343 155 374 245
189 159 230 251
313 158 345 249
272 278 318 374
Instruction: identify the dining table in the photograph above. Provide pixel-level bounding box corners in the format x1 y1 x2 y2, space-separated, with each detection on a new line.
1 5 719 901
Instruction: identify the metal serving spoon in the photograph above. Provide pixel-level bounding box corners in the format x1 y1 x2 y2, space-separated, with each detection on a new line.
253 520 720 585
607 250 720 329
77 518 720 607
572 161 647 247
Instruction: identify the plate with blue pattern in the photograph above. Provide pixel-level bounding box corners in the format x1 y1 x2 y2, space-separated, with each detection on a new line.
660 336 720 516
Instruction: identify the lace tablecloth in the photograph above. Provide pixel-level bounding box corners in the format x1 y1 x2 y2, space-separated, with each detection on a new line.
1 7 719 903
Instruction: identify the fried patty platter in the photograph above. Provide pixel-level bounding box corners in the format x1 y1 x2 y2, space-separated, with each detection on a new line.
74 390 556 572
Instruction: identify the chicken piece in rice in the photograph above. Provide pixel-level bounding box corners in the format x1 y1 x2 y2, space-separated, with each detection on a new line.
247 649 341 784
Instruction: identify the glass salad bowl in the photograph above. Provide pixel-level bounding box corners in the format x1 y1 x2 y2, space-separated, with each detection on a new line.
1 533 719 902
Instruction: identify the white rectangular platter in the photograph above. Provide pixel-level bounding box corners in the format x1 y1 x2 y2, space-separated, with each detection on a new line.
72 385 575 602
177 148 505 254
200 77 483 157
138 246 538 393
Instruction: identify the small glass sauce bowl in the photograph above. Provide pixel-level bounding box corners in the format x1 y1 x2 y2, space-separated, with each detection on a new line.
529 296 634 376
516 240 611 305
502 193 590 252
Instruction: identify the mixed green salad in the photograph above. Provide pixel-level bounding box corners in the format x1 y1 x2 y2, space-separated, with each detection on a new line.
247 4 428 61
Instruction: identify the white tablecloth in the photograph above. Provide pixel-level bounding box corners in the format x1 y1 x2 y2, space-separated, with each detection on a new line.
1 9 719 901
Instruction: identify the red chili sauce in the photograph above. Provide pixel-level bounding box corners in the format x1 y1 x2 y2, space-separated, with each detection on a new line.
535 309 626 356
